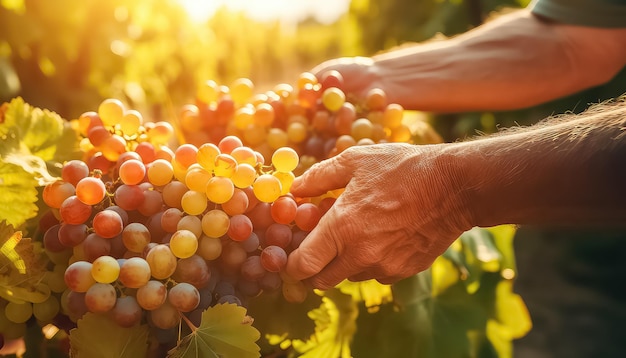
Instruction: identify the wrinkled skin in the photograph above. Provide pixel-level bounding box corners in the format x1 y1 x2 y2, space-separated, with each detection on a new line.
285 143 473 289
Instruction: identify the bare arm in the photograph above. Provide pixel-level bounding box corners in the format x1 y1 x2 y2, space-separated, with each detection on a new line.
457 98 626 227
313 10 626 112
286 98 626 289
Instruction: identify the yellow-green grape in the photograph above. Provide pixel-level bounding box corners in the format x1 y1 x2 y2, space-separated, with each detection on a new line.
98 98 125 128
213 153 238 177
351 118 374 141
234 106 255 130
383 103 404 129
101 134 127 162
267 128 288 150
231 163 257 188
148 159 174 186
91 255 120 283
121 109 143 136
181 190 208 215
271 147 299 173
322 87 346 112
197 143 220 171
148 121 174 145
197 79 219 104
230 77 254 106
231 146 257 166
253 174 282 203
172 158 189 183
169 229 198 259
5 302 33 323
286 122 307 143
33 295 60 323
185 166 212 192
206 176 234 204
273 171 295 195
201 209 230 238
145 245 177 280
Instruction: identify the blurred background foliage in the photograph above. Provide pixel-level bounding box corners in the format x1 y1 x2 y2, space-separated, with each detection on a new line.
3 0 625 141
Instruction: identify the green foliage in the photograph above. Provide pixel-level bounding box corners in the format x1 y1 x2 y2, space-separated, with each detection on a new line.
0 97 79 228
0 222 50 304
69 313 150 358
167 303 261 358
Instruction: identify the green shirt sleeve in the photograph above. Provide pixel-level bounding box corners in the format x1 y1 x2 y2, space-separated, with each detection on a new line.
530 0 626 28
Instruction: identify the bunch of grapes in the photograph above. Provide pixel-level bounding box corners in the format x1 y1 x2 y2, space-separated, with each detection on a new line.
37 96 336 338
30 70 418 347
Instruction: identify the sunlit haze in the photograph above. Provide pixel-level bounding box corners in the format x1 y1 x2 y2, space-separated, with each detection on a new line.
177 0 351 24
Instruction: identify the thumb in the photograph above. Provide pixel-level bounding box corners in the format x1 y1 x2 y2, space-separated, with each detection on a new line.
291 155 352 198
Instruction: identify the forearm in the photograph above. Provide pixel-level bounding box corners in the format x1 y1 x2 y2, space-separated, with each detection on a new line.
371 10 626 112
448 98 626 227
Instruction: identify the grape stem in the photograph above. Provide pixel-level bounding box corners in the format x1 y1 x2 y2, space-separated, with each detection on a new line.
180 311 198 332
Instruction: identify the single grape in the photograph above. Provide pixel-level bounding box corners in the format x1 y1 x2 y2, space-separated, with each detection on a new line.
91 255 120 283
227 214 253 242
240 255 267 281
92 210 124 239
119 159 146 185
201 209 230 238
206 176 234 204
62 160 90 186
33 295 60 323
260 245 288 272
111 296 142 327
252 174 282 203
271 147 299 173
59 196 92 225
172 254 210 289
169 229 198 259
136 280 167 310
145 244 177 280
84 283 117 313
294 203 322 231
118 257 151 288
64 261 96 292
168 283 200 312
5 302 33 324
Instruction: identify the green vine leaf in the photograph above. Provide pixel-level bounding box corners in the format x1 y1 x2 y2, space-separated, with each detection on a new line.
291 289 358 358
336 279 393 312
247 288 321 347
0 161 40 228
167 303 261 358
0 221 50 303
69 313 150 358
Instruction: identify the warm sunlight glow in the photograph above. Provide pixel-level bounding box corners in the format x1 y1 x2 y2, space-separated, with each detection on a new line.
177 0 351 24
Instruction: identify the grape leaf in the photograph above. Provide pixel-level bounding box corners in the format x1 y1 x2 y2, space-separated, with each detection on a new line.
0 221 50 303
69 313 150 358
0 161 40 228
291 289 358 358
167 303 261 358
247 288 321 347
0 97 80 182
336 279 393 312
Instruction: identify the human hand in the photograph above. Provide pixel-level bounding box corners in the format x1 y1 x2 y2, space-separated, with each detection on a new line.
311 56 380 101
286 143 473 289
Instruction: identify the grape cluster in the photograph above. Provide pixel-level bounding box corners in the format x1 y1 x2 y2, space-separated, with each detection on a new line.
181 71 412 175
30 70 414 344
38 97 334 336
